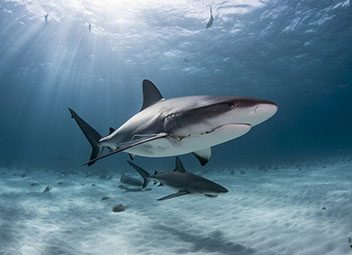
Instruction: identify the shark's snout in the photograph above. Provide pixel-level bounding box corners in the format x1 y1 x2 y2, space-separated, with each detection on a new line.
219 186 228 193
225 98 278 127
254 102 278 118
248 101 277 126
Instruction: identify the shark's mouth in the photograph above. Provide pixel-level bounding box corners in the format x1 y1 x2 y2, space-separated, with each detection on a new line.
199 123 252 136
174 123 252 140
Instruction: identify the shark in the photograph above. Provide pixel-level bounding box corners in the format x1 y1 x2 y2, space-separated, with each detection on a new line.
127 157 228 201
69 79 277 166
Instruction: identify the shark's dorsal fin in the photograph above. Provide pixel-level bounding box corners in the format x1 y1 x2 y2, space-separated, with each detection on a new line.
174 157 186 172
109 127 115 135
141 79 163 111
193 148 212 166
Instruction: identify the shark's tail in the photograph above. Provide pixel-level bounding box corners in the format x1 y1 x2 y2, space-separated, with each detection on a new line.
127 160 150 189
68 108 102 166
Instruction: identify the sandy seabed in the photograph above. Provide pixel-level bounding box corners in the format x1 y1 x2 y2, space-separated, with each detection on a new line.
1 161 352 255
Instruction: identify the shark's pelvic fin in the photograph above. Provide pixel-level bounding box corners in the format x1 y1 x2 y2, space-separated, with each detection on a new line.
128 153 136 160
84 133 168 166
192 147 212 166
109 127 115 135
174 157 186 172
141 79 164 111
127 160 150 188
68 108 102 166
157 190 190 201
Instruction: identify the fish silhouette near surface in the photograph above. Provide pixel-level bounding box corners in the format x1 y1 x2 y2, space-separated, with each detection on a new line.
206 6 214 29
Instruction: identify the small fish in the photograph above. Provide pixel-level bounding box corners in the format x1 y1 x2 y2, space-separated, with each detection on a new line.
120 174 143 187
112 204 128 212
43 186 51 192
44 13 49 25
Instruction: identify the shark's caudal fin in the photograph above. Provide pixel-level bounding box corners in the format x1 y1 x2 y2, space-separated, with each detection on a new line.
127 160 150 189
68 108 102 166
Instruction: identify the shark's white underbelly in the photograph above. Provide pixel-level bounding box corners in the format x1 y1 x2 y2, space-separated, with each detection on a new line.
125 123 251 157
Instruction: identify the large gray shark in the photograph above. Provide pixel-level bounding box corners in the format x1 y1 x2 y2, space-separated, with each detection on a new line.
69 79 277 166
127 157 228 201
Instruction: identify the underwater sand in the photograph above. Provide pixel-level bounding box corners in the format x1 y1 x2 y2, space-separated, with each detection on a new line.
1 161 352 255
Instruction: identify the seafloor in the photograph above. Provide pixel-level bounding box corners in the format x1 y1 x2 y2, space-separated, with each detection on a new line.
1 159 352 255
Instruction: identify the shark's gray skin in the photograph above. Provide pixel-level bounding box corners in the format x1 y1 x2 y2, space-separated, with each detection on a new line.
127 157 228 201
69 79 277 166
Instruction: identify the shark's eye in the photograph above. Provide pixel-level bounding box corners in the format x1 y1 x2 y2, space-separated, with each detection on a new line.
228 102 235 108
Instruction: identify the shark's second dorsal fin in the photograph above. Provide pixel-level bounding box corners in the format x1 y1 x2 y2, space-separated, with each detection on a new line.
174 157 186 172
141 79 163 111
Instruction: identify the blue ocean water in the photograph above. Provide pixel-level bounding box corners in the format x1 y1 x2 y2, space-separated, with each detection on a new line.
0 1 352 254
0 0 351 170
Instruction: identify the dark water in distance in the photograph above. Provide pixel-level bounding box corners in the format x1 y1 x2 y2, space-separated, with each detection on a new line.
0 0 351 170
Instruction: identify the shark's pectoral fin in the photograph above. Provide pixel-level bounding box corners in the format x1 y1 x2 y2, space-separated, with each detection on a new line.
193 147 212 166
205 194 217 198
157 190 190 201
84 133 168 166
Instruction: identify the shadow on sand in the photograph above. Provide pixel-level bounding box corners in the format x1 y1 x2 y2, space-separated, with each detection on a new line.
156 224 255 255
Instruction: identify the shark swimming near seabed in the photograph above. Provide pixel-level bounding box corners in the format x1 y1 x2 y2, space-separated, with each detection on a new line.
127 157 228 201
69 79 277 166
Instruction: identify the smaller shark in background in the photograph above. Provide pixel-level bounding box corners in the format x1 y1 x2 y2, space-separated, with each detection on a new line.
206 6 214 29
127 157 228 201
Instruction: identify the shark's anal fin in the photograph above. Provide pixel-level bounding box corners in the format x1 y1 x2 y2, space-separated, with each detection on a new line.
157 190 190 201
141 80 164 111
192 147 212 166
